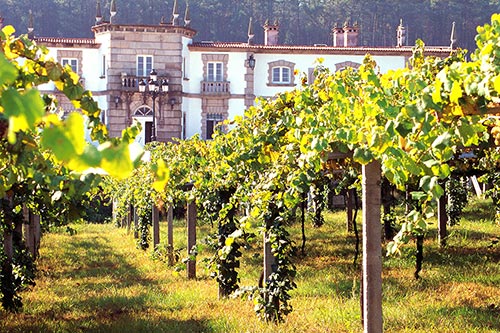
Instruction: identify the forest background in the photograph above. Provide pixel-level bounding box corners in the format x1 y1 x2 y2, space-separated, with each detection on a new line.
2 0 500 54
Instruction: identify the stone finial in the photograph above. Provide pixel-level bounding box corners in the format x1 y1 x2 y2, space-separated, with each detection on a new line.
110 0 117 24
184 2 191 27
28 10 34 38
396 19 406 47
450 21 457 49
247 17 255 44
172 0 179 26
95 0 103 24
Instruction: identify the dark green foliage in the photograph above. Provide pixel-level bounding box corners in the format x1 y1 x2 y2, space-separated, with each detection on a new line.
0 199 36 312
308 176 327 228
446 176 469 226
481 171 500 224
199 189 243 298
255 201 297 323
82 195 112 224
137 207 152 250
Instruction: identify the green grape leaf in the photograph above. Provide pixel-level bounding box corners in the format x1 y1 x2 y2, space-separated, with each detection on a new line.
0 53 17 86
431 132 451 150
3 88 45 143
45 61 63 81
353 147 374 164
99 142 141 179
63 81 84 101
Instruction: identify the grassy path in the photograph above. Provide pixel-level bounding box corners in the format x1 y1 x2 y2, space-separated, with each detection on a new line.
1 203 499 332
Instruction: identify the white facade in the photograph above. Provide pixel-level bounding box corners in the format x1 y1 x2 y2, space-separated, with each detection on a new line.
30 11 452 144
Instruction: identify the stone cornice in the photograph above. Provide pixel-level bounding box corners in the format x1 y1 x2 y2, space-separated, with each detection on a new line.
92 23 196 38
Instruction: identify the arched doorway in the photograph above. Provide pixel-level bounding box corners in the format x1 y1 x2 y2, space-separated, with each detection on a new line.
133 106 153 146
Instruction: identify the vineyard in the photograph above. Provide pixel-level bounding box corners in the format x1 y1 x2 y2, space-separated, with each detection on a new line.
1 12 500 333
0 204 498 333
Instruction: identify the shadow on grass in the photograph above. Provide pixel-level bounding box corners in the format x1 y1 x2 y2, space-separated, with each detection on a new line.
431 305 500 331
0 230 216 333
2 314 215 333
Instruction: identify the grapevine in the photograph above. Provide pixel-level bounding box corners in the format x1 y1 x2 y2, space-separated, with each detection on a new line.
490 115 500 146
445 176 468 226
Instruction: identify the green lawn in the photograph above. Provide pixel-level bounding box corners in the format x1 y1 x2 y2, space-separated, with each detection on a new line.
1 199 499 332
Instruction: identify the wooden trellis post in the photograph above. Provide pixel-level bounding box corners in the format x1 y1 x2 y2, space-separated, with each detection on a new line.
362 160 383 333
438 189 448 247
22 205 40 259
186 200 197 279
263 233 275 282
127 204 133 232
167 205 174 265
1 196 14 306
133 206 139 239
346 188 355 232
32 213 41 258
152 205 160 249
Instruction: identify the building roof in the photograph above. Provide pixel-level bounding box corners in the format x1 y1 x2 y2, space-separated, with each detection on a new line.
34 37 100 48
189 41 453 57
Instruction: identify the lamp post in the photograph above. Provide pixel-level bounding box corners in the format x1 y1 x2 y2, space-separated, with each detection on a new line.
138 69 168 142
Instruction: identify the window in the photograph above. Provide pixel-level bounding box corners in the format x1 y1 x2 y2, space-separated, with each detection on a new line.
206 113 224 139
334 61 361 72
62 58 78 72
134 106 153 116
101 55 106 78
137 55 153 77
207 62 223 81
267 60 295 86
272 67 290 84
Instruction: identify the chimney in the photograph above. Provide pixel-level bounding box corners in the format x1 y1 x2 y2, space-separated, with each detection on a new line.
343 21 359 47
264 19 279 46
332 23 344 47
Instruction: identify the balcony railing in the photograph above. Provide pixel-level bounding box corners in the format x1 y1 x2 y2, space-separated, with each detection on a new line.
120 74 169 91
201 81 230 95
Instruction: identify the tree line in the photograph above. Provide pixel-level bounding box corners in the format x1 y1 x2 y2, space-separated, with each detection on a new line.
1 0 500 53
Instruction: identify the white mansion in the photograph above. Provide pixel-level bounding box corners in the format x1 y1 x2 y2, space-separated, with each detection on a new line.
2 1 453 144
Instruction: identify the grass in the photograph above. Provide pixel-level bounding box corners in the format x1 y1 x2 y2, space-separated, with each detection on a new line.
0 198 499 332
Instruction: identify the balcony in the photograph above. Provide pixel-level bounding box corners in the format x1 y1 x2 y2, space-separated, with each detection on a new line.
201 81 230 95
120 74 169 92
